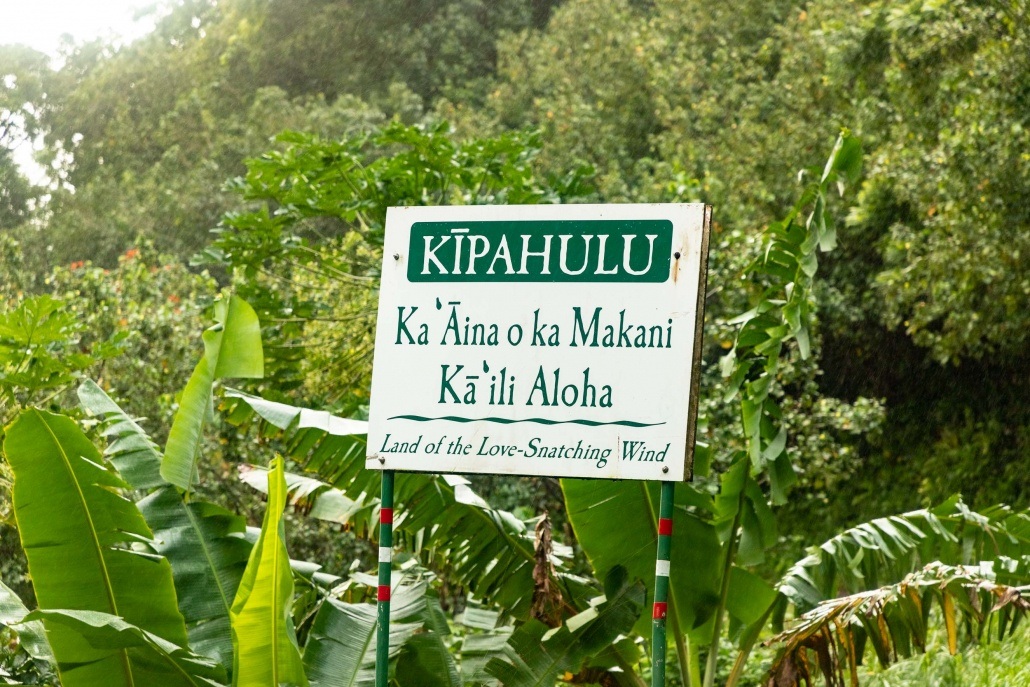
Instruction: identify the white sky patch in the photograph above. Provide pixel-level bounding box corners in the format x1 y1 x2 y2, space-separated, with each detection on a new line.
2 0 161 184
0 0 158 60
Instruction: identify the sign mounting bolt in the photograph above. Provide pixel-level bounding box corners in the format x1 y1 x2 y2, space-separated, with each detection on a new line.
393 253 400 260
662 466 669 474
379 457 386 464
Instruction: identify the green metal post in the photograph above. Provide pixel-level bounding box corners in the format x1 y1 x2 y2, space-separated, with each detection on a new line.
652 481 675 687
375 470 395 687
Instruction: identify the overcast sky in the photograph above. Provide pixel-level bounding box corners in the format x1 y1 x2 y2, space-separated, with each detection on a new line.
2 0 161 182
0 0 157 59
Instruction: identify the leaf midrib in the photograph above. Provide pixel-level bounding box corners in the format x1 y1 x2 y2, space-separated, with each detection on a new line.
269 462 284 687
180 501 234 617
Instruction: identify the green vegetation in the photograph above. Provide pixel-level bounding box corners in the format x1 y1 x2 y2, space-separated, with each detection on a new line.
1 0 1028 685
863 623 1030 687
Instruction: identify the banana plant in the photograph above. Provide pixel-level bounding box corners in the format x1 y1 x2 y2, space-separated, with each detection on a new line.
756 497 1030 683
78 294 266 670
559 132 863 686
0 295 265 686
4 288 639 686
766 562 1030 686
233 441 585 687
0 399 473 687
0 298 385 686
221 389 650 683
2 408 222 686
229 456 307 687
218 134 869 686
221 388 583 618
1 400 463 687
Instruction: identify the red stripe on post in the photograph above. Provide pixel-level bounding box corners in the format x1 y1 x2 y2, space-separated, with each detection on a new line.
658 518 673 536
378 585 391 602
380 508 394 524
653 602 668 619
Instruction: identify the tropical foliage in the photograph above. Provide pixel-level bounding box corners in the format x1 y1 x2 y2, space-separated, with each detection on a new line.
1 0 1029 684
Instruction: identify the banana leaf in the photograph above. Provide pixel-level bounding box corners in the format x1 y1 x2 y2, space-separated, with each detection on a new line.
302 577 446 687
458 628 512 687
395 634 461 687
3 409 190 687
78 379 165 491
561 479 722 639
223 389 557 616
139 487 253 668
237 464 373 529
162 295 263 492
0 577 52 663
485 565 645 686
78 379 254 668
228 456 307 687
27 610 227 687
778 496 1030 614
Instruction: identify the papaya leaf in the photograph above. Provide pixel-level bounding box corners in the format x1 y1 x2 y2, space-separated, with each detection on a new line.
4 409 190 687
0 294 111 405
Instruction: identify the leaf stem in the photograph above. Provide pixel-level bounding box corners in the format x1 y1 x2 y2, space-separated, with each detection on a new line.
671 617 690 687
725 604 775 687
688 638 702 687
703 488 744 687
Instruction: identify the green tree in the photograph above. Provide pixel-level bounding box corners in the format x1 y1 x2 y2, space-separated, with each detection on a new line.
28 0 567 265
0 44 47 230
837 0 1030 362
204 120 591 410
473 0 1030 528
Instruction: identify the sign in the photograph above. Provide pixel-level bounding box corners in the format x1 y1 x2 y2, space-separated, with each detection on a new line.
366 203 711 481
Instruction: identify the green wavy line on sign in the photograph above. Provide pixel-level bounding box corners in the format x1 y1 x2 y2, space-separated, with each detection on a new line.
386 415 665 428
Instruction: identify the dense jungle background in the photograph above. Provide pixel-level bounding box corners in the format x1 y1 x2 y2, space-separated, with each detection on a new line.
1 1 1029 686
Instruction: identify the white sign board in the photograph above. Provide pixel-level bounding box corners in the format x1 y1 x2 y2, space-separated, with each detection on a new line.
366 203 711 481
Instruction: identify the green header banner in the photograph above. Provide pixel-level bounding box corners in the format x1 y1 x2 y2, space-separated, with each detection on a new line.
407 220 673 283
